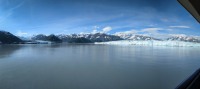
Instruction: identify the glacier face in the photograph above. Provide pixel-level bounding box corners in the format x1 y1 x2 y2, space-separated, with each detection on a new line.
95 40 200 47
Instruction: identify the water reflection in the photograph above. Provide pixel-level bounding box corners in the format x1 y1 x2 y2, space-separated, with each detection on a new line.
0 44 200 89
0 45 23 59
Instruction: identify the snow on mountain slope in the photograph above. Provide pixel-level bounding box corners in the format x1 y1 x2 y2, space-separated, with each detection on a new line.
167 35 200 43
57 33 122 42
115 32 200 42
96 33 200 47
114 32 160 40
23 32 200 44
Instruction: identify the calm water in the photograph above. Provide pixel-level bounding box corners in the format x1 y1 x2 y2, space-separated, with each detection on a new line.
0 44 200 89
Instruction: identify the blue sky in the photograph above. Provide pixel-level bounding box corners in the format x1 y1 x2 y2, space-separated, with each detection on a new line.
0 0 200 37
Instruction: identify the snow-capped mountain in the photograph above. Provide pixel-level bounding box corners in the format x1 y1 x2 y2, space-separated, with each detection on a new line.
114 32 135 39
32 34 48 41
3 29 199 44
95 33 200 46
115 32 200 42
57 34 92 43
57 33 122 42
127 35 159 41
31 33 200 43
57 34 90 42
167 35 200 43
85 33 122 42
115 32 160 41
31 34 62 43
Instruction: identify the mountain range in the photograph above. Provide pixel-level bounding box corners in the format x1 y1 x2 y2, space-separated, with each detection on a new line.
57 33 122 43
31 34 62 43
1 30 200 44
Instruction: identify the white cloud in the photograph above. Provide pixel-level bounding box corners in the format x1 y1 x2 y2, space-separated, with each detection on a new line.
94 26 100 29
92 29 98 34
91 26 100 34
114 27 173 39
91 26 112 34
141 28 163 33
114 30 137 35
102 26 112 33
168 34 187 37
161 18 170 22
114 28 163 36
148 24 158 27
16 30 28 36
10 1 25 11
169 26 190 29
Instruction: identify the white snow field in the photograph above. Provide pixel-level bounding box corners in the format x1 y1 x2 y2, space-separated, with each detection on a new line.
95 40 200 47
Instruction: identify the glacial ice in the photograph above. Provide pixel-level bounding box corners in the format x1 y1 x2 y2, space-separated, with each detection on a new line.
95 40 200 47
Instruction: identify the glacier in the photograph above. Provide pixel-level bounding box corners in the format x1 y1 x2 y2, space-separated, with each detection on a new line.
95 40 200 47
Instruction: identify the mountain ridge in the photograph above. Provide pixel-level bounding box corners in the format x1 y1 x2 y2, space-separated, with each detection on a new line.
1 30 200 44
0 31 22 44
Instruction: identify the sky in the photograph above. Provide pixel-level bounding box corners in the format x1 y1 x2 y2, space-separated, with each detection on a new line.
0 0 200 37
